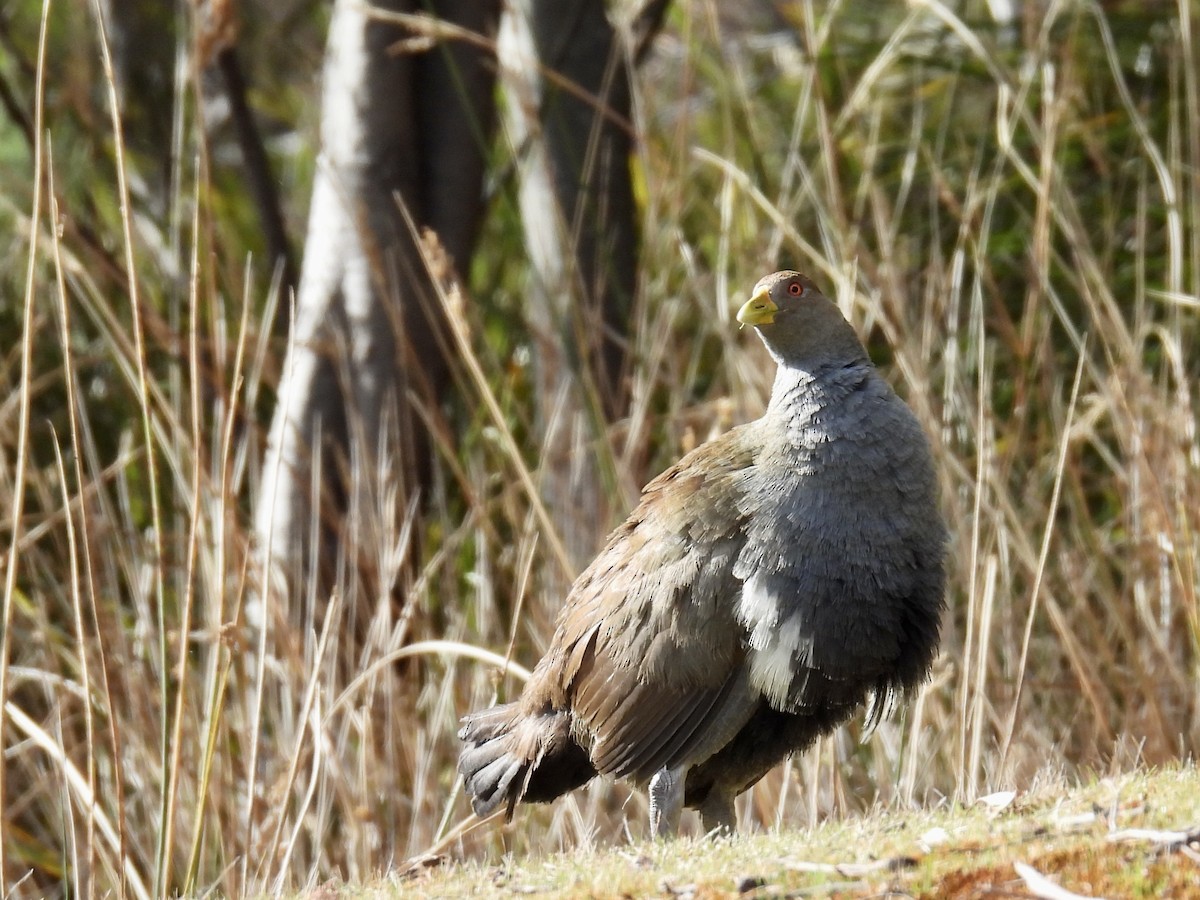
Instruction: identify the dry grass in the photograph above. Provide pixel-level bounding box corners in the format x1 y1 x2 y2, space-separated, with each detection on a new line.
0 0 1197 896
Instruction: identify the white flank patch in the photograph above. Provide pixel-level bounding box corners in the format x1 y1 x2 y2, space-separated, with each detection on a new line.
736 571 780 637
739 573 808 708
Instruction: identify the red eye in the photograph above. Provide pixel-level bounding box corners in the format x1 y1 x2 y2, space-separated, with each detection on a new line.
788 281 803 296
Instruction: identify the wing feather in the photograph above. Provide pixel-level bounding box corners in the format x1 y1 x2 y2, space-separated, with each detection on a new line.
522 424 762 782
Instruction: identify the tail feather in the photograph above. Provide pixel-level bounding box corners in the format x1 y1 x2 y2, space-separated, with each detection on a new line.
457 705 530 818
458 702 596 819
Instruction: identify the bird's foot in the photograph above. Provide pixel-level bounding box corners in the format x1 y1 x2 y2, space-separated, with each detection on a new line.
698 791 736 836
648 766 685 838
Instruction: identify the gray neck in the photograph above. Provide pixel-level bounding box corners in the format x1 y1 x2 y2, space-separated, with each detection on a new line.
756 308 869 377
765 360 876 450
767 360 871 416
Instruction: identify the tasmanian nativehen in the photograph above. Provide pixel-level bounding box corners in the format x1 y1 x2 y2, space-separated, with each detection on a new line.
459 271 946 836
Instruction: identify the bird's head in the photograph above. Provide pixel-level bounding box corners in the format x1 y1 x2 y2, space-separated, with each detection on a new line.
736 271 822 327
736 271 866 370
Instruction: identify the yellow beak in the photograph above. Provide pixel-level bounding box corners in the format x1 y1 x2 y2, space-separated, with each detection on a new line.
736 291 777 326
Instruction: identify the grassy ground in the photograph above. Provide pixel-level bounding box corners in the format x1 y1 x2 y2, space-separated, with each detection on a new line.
387 764 1200 899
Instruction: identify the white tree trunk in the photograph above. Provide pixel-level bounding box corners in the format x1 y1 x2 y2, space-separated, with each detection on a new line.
255 0 497 617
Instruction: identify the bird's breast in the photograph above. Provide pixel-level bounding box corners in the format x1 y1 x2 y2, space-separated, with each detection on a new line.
731 393 943 710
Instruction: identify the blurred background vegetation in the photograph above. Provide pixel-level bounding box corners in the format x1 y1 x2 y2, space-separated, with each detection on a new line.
0 0 1197 896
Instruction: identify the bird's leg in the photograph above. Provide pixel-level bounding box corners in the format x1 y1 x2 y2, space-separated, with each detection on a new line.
648 766 685 838
698 790 736 836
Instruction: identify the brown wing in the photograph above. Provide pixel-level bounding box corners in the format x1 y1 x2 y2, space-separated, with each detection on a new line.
520 423 761 782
